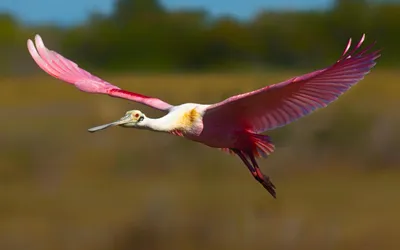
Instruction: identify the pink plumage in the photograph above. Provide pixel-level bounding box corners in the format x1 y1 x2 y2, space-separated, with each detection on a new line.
27 35 172 112
205 34 380 133
27 34 380 198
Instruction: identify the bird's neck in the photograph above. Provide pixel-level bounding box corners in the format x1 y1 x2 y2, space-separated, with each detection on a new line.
139 107 202 134
141 116 177 133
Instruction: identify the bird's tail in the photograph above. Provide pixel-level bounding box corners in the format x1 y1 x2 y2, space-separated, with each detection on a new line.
249 133 275 158
220 133 275 158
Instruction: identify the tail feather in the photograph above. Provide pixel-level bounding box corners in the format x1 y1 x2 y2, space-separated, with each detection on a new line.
220 133 275 158
250 133 275 158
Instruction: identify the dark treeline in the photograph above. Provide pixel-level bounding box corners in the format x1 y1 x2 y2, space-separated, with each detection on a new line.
0 0 399 74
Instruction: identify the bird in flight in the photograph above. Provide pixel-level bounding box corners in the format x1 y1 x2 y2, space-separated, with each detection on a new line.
27 34 380 198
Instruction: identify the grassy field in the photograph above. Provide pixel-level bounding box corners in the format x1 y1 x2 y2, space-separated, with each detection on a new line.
0 70 400 250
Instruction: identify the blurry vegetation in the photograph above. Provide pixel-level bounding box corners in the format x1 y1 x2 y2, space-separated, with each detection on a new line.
1 72 400 250
1 0 400 250
0 0 400 74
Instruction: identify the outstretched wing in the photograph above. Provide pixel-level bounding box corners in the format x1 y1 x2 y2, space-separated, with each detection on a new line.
27 34 173 112
204 34 381 133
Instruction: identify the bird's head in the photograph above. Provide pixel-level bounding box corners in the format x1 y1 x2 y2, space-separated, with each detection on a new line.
119 110 146 127
87 110 146 133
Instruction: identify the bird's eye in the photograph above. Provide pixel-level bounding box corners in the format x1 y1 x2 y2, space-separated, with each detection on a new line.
134 113 139 118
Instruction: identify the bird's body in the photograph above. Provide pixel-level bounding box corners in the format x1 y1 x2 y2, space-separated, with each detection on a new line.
27 34 380 198
114 102 262 151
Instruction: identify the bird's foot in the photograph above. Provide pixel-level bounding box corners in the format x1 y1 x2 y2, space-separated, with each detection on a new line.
253 169 276 198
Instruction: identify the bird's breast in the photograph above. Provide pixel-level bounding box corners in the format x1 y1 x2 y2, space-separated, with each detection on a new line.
177 108 201 128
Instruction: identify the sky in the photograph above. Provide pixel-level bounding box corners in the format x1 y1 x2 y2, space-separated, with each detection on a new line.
0 0 333 25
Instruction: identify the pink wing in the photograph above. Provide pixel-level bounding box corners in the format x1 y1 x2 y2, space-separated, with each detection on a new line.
27 34 173 112
204 34 381 133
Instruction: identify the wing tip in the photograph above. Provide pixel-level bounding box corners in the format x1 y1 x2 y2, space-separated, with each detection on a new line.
361 33 366 42
27 34 46 58
342 37 352 57
27 38 34 50
34 34 46 51
34 34 42 43
339 33 380 64
27 38 40 60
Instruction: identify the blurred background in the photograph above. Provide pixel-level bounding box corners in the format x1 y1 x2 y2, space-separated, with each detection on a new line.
1 0 400 249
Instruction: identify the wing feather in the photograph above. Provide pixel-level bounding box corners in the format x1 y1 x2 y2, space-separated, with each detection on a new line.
204 34 380 133
27 34 173 112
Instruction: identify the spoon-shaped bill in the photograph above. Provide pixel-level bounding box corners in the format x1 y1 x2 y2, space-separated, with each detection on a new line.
87 121 120 133
88 113 133 133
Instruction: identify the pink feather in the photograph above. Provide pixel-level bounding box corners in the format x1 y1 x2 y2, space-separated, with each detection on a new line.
204 34 381 133
27 35 173 112
26 33 381 199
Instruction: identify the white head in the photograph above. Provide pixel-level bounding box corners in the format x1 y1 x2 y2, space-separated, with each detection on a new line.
88 110 146 133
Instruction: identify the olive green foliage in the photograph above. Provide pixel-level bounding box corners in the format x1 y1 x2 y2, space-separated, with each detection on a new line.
1 71 400 250
1 1 400 249
0 0 400 75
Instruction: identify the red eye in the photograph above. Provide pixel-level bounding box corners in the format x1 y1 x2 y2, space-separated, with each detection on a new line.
135 113 139 118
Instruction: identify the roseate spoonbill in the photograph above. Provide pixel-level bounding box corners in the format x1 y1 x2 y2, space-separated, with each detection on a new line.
27 34 380 198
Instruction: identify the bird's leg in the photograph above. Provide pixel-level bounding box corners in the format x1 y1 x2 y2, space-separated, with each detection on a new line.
247 152 276 198
231 148 257 175
231 149 276 198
